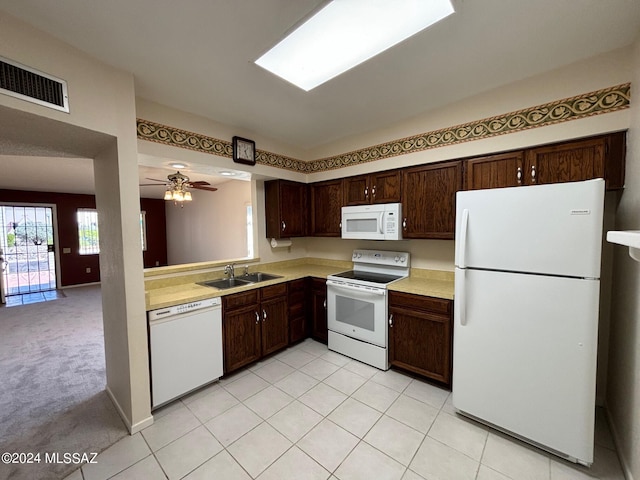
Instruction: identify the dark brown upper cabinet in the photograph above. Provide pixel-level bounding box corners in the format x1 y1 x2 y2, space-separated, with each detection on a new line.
343 170 402 206
264 179 307 239
524 133 625 190
401 160 463 239
310 179 343 237
464 132 626 191
464 151 525 190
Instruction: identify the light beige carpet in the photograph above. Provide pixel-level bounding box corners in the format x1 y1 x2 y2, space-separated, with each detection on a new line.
0 286 128 480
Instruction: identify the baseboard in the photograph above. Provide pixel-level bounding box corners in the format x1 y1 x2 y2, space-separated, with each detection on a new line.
106 386 132 433
605 407 635 480
61 281 101 289
130 414 154 434
105 386 154 434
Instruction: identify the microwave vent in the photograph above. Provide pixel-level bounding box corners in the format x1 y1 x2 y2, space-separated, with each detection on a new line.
0 56 69 112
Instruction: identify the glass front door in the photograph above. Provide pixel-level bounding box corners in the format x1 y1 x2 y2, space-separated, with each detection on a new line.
0 204 57 298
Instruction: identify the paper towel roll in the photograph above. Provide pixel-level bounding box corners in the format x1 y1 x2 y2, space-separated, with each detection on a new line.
270 238 292 248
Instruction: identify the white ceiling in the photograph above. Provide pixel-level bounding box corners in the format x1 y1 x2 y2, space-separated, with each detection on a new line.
1 0 640 194
0 155 245 199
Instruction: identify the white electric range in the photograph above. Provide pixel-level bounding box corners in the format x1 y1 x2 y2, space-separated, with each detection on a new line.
326 249 410 370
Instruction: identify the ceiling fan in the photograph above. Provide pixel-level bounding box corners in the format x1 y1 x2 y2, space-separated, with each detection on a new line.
140 171 217 203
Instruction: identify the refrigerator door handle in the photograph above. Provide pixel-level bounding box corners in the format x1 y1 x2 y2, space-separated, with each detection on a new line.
457 209 469 268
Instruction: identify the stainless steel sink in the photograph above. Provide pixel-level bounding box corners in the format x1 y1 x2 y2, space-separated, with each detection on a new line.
241 272 283 283
198 272 282 290
198 278 254 290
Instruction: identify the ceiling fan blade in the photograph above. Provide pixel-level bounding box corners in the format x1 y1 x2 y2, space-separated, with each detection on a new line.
188 180 211 186
139 183 166 187
191 185 218 192
145 177 168 183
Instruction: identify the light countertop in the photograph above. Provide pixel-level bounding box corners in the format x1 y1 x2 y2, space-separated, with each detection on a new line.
389 269 455 300
145 259 454 311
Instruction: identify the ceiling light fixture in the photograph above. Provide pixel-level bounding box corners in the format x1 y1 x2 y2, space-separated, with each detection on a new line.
163 171 193 206
170 163 187 169
255 0 455 91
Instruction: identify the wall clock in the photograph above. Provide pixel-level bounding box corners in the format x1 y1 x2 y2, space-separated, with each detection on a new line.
232 136 256 165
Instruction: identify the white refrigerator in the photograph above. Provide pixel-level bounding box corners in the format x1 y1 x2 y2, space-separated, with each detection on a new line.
452 178 605 466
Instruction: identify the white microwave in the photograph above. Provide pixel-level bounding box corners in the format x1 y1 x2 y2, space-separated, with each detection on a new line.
341 203 403 240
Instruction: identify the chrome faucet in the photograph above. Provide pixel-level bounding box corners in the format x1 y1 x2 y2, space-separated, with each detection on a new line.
224 263 236 279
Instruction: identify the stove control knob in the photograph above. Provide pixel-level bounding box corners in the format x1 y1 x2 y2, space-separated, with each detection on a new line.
352 253 357 259
356 253 362 259
394 255 400 262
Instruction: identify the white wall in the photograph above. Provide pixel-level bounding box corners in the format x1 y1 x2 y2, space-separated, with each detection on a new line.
306 47 632 173
136 98 308 180
305 237 454 271
606 37 640 480
166 179 252 264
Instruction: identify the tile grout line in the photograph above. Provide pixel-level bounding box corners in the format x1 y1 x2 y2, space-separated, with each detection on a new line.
130 341 497 479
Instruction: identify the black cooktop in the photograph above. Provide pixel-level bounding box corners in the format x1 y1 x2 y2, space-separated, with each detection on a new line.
331 270 403 285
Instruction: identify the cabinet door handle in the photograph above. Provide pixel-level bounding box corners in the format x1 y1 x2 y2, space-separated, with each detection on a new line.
517 166 522 184
389 314 393 327
364 187 368 199
281 220 286 232
402 218 407 230
255 311 260 324
530 165 536 184
323 299 327 309
372 185 376 199
262 309 267 321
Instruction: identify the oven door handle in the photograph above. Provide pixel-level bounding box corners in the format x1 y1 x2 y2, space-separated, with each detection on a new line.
327 281 386 296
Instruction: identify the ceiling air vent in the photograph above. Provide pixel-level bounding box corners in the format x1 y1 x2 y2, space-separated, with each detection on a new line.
0 56 69 113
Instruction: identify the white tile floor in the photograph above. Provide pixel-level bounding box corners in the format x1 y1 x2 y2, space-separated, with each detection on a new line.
67 339 625 480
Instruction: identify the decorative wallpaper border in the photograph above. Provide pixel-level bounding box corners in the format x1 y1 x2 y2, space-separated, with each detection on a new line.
136 120 307 173
137 83 630 174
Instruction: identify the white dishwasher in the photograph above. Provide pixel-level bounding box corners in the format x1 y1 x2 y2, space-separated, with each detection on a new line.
149 297 223 409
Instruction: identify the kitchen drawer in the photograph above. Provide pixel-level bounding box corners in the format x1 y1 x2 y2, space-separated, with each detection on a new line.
288 279 306 301
389 291 451 316
261 283 287 300
223 289 259 311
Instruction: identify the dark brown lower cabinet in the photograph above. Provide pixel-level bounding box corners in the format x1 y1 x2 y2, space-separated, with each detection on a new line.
310 278 328 343
223 284 288 374
288 279 308 344
222 290 261 374
260 284 289 356
388 291 453 387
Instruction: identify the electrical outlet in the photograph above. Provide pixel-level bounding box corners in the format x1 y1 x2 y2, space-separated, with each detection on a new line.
86 267 91 273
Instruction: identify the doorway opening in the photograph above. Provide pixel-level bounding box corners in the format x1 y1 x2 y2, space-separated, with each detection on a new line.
0 204 58 303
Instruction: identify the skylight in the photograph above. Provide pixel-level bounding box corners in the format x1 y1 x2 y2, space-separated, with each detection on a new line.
255 0 455 91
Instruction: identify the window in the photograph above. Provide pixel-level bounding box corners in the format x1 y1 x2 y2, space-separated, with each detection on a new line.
246 205 253 258
140 211 147 252
77 208 99 255
77 209 147 255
